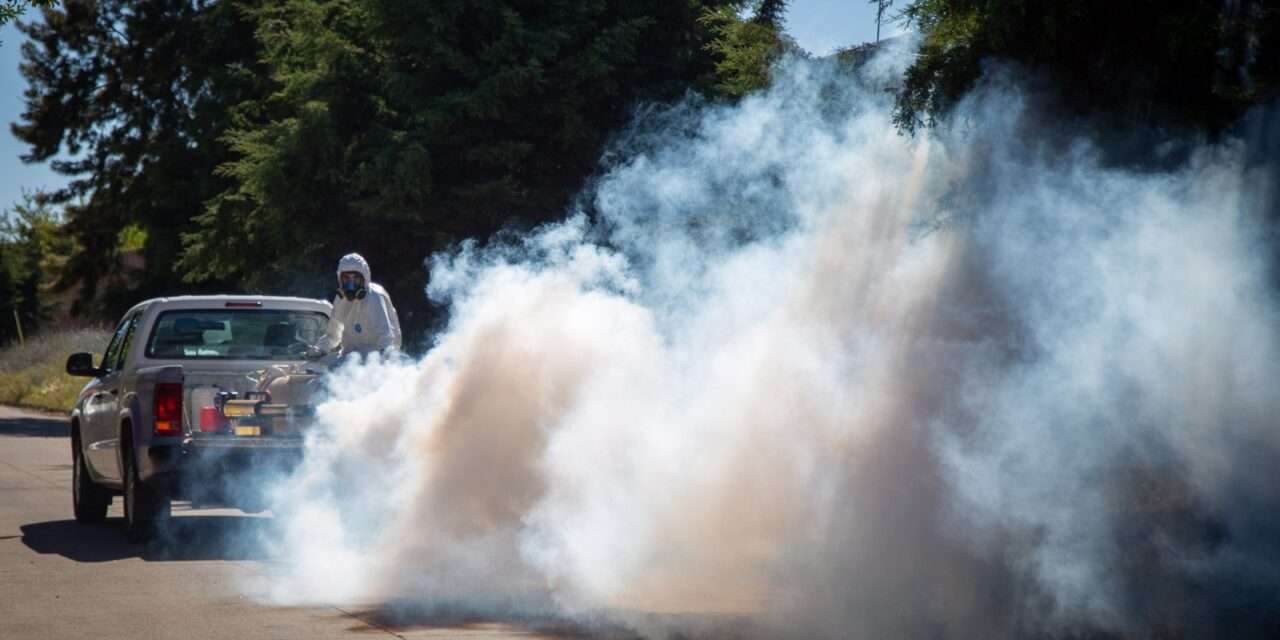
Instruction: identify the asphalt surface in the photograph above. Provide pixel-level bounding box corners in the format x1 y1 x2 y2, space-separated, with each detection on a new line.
0 405 575 639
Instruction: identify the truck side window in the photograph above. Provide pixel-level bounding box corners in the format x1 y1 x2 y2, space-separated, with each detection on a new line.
100 318 132 373
113 315 140 372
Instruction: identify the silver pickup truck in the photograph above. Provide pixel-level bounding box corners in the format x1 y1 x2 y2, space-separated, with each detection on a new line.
65 295 332 541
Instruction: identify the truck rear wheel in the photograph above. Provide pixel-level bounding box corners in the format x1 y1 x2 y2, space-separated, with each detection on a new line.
71 427 110 523
123 441 170 542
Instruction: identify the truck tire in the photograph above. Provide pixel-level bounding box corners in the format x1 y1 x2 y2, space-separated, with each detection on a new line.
71 426 110 523
122 439 170 542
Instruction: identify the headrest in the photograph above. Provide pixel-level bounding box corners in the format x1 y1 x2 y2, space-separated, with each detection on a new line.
264 323 294 347
173 318 204 335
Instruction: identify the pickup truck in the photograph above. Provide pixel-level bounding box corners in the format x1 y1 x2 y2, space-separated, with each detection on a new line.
65 295 332 541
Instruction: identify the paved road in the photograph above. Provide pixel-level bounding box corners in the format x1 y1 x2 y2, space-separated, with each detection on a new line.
0 405 572 639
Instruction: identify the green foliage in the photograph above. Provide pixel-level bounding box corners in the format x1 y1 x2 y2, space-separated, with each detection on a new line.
0 1 56 30
117 223 147 252
894 0 1280 135
13 0 791 344
702 0 800 98
892 0 980 133
12 0 269 316
0 326 110 412
183 0 734 339
0 353 86 411
0 194 70 343
752 0 786 27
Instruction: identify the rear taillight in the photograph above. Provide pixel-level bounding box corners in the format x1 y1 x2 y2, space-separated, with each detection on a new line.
154 383 183 436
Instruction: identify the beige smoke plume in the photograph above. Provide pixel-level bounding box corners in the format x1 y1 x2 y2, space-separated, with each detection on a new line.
256 49 1280 639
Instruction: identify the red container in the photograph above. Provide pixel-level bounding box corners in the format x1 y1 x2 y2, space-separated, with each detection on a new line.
199 406 228 433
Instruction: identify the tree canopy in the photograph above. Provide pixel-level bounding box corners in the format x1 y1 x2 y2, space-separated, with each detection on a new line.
180 0 738 340
7 0 1278 345
10 0 746 340
701 0 801 98
13 0 267 316
0 194 69 343
0 1 57 31
894 0 1280 134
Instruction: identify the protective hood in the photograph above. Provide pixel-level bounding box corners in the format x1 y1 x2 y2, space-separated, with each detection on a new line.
336 253 371 284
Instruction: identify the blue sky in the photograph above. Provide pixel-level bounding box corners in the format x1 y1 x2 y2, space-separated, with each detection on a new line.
1 19 67 215
0 1 904 216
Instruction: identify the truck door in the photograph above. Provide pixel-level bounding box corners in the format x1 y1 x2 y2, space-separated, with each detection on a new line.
83 314 138 483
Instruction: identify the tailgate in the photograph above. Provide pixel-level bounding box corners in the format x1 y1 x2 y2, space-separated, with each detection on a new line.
183 370 315 441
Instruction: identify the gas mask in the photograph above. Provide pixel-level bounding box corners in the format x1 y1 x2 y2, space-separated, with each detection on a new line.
339 272 367 301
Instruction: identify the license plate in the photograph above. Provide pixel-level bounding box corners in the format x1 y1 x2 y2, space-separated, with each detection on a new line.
234 425 261 437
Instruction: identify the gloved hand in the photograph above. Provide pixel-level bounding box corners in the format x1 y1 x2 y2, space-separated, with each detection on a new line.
287 342 329 360
317 349 344 368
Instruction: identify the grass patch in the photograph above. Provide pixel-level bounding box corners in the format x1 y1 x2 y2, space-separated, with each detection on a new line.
0 327 111 413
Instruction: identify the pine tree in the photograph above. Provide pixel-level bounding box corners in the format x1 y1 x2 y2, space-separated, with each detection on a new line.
703 0 798 98
893 0 1280 135
185 0 735 340
752 0 786 28
0 1 57 31
0 194 69 338
12 0 268 315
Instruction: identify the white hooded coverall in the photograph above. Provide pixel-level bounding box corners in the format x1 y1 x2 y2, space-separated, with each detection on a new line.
324 253 403 354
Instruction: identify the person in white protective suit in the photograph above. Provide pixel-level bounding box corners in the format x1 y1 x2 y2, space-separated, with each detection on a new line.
322 253 402 356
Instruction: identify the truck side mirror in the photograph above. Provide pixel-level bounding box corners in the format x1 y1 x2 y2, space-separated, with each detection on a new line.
66 352 103 377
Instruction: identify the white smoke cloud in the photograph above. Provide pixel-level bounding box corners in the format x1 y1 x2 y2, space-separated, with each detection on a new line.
248 41 1280 638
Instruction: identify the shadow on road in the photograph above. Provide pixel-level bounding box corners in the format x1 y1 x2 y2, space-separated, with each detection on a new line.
0 413 68 438
21 514 274 562
340 601 748 640
342 605 618 639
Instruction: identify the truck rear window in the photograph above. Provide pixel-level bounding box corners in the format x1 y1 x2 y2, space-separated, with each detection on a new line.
145 309 328 360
